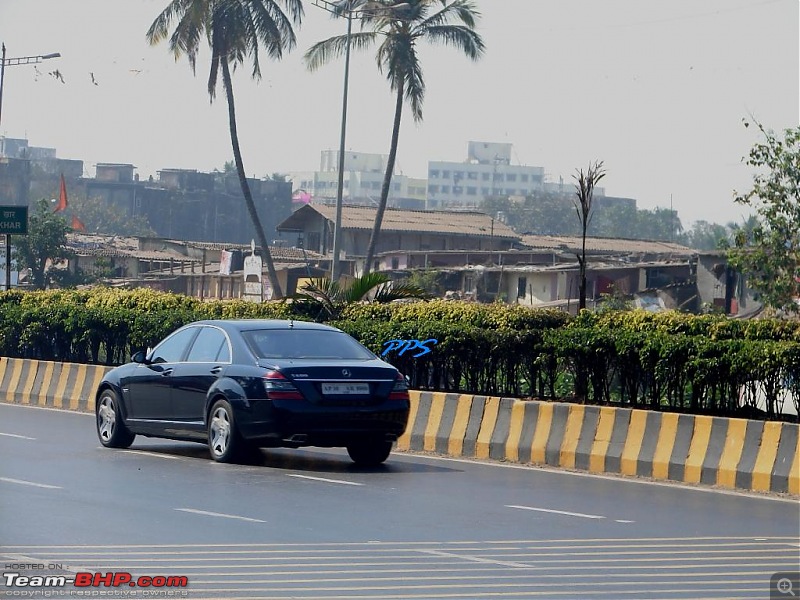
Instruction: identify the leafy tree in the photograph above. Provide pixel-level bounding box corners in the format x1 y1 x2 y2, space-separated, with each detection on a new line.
147 0 303 298
70 195 157 237
729 121 800 313
11 199 73 289
291 272 431 320
683 220 731 251
401 269 444 295
306 0 484 274
573 161 605 311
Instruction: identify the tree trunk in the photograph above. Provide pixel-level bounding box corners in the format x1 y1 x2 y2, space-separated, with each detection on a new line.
579 235 587 310
363 81 404 275
221 61 283 299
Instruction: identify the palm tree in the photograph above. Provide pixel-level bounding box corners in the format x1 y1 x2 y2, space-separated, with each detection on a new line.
291 272 431 320
573 161 605 311
305 0 484 275
147 0 304 298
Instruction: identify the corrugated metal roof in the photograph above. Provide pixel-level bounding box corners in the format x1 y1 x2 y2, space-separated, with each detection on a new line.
279 204 520 239
519 234 693 255
164 240 324 260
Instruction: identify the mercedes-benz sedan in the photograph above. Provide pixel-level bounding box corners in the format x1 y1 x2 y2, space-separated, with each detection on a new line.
95 319 410 465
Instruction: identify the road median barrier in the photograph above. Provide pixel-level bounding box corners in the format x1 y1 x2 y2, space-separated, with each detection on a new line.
397 390 799 496
2 358 797 495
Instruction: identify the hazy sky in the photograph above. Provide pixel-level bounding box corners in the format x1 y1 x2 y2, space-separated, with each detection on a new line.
0 0 797 226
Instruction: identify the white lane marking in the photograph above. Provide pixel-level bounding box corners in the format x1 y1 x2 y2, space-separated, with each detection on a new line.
506 505 605 520
288 474 364 486
416 548 530 568
119 449 186 461
615 520 636 524
4 536 797 550
398 452 799 504
0 432 36 440
0 477 62 490
175 508 266 523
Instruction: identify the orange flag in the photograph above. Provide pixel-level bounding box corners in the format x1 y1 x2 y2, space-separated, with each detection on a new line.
71 214 86 232
54 174 68 212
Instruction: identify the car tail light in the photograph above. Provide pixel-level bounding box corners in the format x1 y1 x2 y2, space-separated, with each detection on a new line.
263 370 304 400
389 372 409 401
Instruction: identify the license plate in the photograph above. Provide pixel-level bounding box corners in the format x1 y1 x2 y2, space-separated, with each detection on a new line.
321 383 370 395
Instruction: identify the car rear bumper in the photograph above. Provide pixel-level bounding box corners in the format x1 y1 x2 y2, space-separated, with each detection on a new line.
235 398 410 447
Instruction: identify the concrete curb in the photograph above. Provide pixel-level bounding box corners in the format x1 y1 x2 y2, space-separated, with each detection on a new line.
2 357 798 495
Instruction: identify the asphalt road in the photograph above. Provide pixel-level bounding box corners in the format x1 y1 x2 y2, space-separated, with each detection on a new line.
1 403 798 599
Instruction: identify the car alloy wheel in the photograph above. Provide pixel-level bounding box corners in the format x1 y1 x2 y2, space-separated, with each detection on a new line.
96 390 135 449
208 399 242 463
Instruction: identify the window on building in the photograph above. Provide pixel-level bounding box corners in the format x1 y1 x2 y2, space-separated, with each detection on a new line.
506 173 517 182
442 170 451 179
453 186 463 195
441 185 450 194
467 172 478 180
493 173 503 181
391 257 400 270
481 187 490 195
466 187 477 195
393 183 401 191
430 169 440 178
429 185 439 194
372 182 381 190
521 174 529 183
482 173 490 181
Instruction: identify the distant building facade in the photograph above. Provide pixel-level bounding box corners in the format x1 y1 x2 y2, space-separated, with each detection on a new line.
82 165 293 245
290 150 427 210
427 141 547 210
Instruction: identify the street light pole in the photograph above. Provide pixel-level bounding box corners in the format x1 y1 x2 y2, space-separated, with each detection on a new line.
0 43 61 291
332 7 353 282
314 0 358 283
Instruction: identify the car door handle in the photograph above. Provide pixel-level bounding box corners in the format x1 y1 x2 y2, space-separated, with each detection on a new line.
210 366 223 375
161 368 173 377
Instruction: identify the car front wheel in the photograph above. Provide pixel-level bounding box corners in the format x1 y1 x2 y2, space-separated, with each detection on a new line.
208 399 244 463
96 389 135 449
346 439 393 466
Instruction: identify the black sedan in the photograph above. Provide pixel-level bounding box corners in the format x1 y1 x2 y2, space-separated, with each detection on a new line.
95 319 410 465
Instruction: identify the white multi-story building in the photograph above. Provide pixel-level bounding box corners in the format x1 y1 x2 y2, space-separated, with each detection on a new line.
426 142 546 210
290 150 427 210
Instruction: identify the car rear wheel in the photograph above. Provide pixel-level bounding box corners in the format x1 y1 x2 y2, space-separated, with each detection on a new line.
208 399 244 463
346 439 393 466
96 389 135 449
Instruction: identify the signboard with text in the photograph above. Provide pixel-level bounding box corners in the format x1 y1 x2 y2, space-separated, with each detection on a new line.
0 206 28 235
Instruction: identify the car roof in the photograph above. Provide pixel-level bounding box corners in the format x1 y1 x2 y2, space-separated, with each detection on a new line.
191 319 341 332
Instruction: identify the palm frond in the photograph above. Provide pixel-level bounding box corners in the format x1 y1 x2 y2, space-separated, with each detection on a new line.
304 32 376 71
418 0 479 30
422 25 484 60
371 282 432 303
343 272 392 302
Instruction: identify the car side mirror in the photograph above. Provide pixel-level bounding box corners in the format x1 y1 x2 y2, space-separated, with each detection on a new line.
131 350 150 365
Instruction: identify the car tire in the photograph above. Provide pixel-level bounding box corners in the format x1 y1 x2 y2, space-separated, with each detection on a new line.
96 389 135 449
208 399 244 463
346 439 393 466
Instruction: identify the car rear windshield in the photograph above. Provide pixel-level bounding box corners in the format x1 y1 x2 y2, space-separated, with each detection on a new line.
242 329 376 360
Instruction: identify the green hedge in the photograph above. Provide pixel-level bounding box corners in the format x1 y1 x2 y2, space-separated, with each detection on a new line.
0 289 797 421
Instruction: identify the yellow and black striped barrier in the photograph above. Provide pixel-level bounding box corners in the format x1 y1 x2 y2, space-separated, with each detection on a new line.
0 357 109 412
397 391 800 496
2 358 797 495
